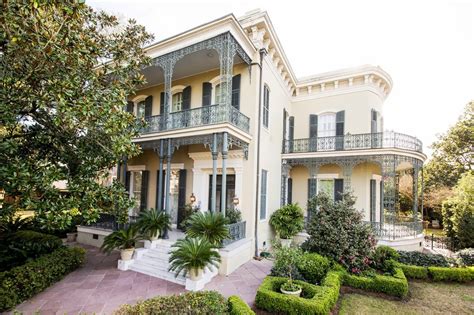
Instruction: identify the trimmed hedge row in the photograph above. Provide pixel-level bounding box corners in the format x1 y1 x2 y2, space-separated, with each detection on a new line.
400 264 474 282
255 272 343 315
342 267 408 298
0 246 85 311
228 295 255 315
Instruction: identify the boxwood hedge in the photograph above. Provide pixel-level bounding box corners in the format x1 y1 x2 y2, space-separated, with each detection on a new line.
399 263 474 282
228 295 255 315
342 267 408 298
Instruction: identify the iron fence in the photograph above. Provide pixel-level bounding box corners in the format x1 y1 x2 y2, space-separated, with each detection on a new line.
222 221 246 246
424 234 454 251
365 220 423 240
283 131 423 154
86 214 137 231
141 104 250 134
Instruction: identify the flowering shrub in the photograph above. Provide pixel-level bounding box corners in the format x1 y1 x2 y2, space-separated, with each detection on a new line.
302 193 376 274
456 248 474 266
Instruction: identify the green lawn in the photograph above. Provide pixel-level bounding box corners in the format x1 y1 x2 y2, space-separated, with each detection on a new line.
339 281 474 315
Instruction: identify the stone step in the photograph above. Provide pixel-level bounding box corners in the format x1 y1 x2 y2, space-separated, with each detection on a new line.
143 251 171 260
134 258 170 272
129 263 186 285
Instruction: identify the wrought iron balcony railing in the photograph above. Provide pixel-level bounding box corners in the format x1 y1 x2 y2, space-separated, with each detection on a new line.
222 221 246 246
365 220 424 240
282 131 423 154
140 104 250 134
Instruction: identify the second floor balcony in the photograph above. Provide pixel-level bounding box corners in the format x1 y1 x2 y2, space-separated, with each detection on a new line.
283 131 423 154
140 103 250 134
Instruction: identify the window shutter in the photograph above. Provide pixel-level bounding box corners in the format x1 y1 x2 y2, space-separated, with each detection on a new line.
160 92 165 115
125 171 131 193
309 115 318 151
289 116 295 153
335 111 345 150
370 179 376 222
182 86 191 110
282 110 287 140
156 169 167 211
231 74 241 110
126 101 134 113
260 170 268 220
202 82 212 106
287 178 293 204
380 180 384 223
145 96 153 117
140 170 149 211
177 169 187 226
371 109 377 133
334 179 344 201
307 178 317 199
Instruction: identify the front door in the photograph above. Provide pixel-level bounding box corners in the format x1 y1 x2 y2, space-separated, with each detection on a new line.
158 169 187 227
208 175 236 212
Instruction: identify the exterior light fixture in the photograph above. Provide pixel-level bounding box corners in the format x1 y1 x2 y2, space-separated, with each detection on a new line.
190 193 196 203
232 195 239 206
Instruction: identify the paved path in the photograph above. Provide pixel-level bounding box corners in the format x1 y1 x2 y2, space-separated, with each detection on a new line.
11 245 272 314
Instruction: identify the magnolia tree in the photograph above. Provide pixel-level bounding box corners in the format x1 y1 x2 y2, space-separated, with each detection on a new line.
0 1 153 230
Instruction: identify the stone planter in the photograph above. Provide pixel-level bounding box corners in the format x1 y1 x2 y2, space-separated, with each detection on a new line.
280 286 302 296
120 248 135 261
280 238 292 247
149 233 159 241
189 268 203 281
66 232 77 242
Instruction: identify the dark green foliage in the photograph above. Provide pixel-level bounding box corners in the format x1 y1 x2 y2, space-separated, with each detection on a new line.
397 251 454 267
255 273 342 315
179 203 199 231
428 266 474 282
228 295 255 315
0 230 63 271
270 246 305 281
342 267 409 298
303 193 376 274
0 216 33 234
0 247 85 311
269 203 304 239
168 237 221 278
371 246 400 274
101 225 141 254
186 211 229 246
115 291 229 315
398 264 429 279
136 209 171 240
226 208 242 224
297 253 331 284
456 248 474 266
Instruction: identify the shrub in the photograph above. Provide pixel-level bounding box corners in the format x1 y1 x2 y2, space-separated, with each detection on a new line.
228 295 255 315
269 204 304 239
186 211 229 246
342 267 408 298
0 246 85 311
397 250 454 267
179 203 200 231
303 193 376 274
114 291 228 315
456 248 474 266
297 253 331 284
371 245 399 274
270 246 305 281
226 208 242 224
101 225 142 254
428 266 474 282
398 264 429 279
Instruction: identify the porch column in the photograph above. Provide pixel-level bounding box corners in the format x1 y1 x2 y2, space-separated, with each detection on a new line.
381 155 398 224
211 133 218 213
156 139 165 211
218 33 235 107
163 139 173 239
156 58 176 128
221 132 228 216
412 166 419 220
342 163 353 193
420 167 424 219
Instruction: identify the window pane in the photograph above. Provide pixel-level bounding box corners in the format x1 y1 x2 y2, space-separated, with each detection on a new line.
131 171 142 216
318 113 336 137
172 92 183 112
318 179 334 199
137 101 146 118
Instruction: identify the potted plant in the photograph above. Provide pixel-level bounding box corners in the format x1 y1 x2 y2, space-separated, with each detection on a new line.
280 279 302 296
186 211 230 247
168 237 221 280
270 204 304 247
273 245 302 296
136 208 171 241
101 225 142 261
225 208 242 224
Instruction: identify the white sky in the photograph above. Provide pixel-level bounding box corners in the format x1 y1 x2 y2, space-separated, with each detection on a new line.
89 0 473 157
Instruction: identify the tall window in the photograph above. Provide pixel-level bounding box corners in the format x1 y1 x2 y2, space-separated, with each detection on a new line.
172 92 183 112
263 85 270 128
318 179 334 200
260 169 268 219
129 171 142 216
318 113 336 137
214 84 221 104
136 101 146 118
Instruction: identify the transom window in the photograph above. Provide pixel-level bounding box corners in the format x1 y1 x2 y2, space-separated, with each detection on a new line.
318 113 336 137
172 92 183 112
136 101 146 119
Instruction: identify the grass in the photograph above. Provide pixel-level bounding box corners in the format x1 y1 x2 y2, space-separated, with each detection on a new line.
423 228 446 237
339 280 474 315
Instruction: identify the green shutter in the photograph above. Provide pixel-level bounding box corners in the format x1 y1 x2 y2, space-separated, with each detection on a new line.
370 179 376 222
309 114 318 151
334 179 343 201
202 82 212 106
177 169 187 227
288 178 293 204
336 111 345 150
308 178 317 199
140 170 149 211
126 101 134 113
289 116 295 153
145 96 153 117
182 86 191 110
231 74 241 110
260 170 268 220
160 92 165 115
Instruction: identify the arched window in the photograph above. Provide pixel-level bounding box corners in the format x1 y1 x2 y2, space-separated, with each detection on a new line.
318 113 336 137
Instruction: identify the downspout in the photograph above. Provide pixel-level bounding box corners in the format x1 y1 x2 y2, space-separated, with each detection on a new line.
253 48 267 257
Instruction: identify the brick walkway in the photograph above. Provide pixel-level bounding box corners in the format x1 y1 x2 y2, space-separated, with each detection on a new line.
11 245 272 314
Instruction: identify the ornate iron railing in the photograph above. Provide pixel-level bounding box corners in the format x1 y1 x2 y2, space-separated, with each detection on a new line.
222 221 246 246
365 220 423 240
283 131 423 154
86 214 137 231
141 104 250 134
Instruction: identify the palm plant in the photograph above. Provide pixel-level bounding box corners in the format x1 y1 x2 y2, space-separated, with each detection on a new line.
186 211 230 246
270 203 304 239
101 225 141 254
168 237 221 278
136 209 171 240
